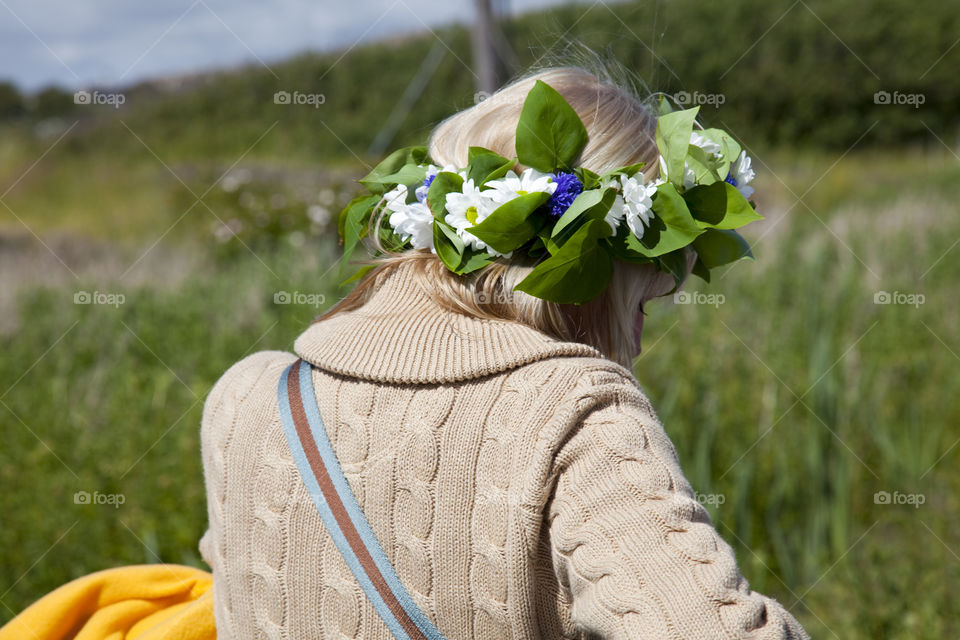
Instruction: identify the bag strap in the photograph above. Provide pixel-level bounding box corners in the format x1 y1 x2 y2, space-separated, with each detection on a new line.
277 358 448 640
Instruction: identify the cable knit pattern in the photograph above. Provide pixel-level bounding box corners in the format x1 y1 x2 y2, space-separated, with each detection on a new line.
199 261 810 639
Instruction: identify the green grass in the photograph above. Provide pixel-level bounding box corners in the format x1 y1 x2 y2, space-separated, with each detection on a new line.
0 242 343 611
1 146 958 637
633 148 960 638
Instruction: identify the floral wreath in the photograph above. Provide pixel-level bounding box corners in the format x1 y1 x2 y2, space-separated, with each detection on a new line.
337 80 761 304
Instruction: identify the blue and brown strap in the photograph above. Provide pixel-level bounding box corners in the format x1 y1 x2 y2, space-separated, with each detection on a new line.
277 358 448 640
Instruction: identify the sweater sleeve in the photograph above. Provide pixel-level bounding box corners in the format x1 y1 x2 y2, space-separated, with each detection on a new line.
196 351 297 575
546 371 810 640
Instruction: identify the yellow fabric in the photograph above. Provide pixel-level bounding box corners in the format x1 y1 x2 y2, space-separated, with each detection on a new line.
0 564 214 640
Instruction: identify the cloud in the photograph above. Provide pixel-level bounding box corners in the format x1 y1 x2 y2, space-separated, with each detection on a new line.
0 0 592 91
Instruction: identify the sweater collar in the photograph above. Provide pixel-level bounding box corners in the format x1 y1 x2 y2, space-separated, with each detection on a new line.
293 263 604 384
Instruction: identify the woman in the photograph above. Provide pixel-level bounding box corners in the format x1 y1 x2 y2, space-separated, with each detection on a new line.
196 64 810 639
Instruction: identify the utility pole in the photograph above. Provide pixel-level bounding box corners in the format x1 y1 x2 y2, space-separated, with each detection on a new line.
472 0 504 96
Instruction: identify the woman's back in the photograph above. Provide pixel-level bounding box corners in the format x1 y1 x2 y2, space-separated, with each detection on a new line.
198 262 808 639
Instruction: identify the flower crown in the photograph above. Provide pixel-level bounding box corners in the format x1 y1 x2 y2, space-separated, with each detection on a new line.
337 79 761 304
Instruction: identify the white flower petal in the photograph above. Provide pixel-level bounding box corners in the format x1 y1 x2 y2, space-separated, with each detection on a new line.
616 173 657 240
383 184 409 213
605 194 625 232
729 151 755 199
690 131 721 155
485 167 556 205
389 201 435 252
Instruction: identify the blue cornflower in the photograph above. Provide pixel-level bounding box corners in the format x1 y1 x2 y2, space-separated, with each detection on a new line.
415 173 436 203
547 171 583 217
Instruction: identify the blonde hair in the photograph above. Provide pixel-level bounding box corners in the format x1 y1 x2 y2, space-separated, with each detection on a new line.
320 53 695 368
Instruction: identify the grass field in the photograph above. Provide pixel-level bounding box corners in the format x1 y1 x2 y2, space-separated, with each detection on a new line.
2 143 958 638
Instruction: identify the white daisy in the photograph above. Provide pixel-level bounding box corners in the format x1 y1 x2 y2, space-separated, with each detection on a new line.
483 167 557 206
726 151 755 199
389 200 435 252
444 178 505 255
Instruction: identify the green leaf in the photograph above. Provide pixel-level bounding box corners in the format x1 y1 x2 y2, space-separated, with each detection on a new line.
657 94 675 116
575 166 601 190
470 191 550 253
538 226 561 255
358 146 429 193
467 147 514 186
515 218 614 304
527 233 549 258
627 217 660 253
684 144 722 186
633 182 705 257
551 187 617 239
338 194 380 279
433 220 465 271
338 264 376 288
684 182 763 229
692 228 754 268
656 107 699 189
690 255 711 282
338 193 378 244
426 171 464 220
378 164 428 189
458 250 496 274
377 222 406 252
598 161 646 185
515 80 588 172
607 224 655 265
698 128 741 177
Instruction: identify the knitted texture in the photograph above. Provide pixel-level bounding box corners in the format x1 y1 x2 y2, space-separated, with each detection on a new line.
199 262 810 639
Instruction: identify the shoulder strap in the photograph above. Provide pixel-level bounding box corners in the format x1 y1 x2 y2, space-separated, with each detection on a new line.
277 358 448 640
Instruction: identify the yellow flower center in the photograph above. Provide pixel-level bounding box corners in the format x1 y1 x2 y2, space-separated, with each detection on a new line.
517 189 528 195
465 206 478 224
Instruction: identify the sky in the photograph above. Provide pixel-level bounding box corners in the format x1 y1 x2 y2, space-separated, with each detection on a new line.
0 0 592 92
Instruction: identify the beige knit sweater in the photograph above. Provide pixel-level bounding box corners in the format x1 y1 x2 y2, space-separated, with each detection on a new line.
198 261 810 639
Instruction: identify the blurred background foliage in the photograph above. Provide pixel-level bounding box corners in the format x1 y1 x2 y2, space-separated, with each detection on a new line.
1 0 958 637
